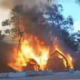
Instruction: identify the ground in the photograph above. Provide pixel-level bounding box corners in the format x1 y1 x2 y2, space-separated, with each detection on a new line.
0 77 79 80
0 71 80 80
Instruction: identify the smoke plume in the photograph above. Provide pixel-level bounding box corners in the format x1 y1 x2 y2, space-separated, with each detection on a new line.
0 0 56 71
0 0 51 9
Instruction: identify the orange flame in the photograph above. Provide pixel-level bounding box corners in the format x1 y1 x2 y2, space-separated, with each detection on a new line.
8 36 49 71
8 36 74 71
55 47 73 68
66 54 73 68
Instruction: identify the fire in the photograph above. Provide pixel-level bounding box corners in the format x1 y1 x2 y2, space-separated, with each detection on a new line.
8 36 74 71
55 47 67 67
66 54 73 68
8 36 49 71
20 39 49 70
55 47 73 68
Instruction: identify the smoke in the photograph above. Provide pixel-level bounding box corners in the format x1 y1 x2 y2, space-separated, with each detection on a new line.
0 0 21 9
0 41 17 64
1 0 57 45
0 0 56 66
0 0 51 9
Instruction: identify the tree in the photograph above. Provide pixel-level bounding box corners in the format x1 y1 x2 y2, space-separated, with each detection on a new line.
0 31 5 41
2 4 75 51
61 30 79 51
73 30 80 52
75 0 80 4
2 5 54 45
44 4 79 51
45 4 73 29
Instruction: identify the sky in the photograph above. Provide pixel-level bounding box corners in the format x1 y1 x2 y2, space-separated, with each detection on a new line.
0 8 12 34
57 0 80 32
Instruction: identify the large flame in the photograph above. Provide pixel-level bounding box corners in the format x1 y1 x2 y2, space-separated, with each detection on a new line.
8 35 74 71
8 36 50 71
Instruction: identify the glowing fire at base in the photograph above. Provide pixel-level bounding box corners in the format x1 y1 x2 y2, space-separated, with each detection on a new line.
55 47 73 69
8 36 73 71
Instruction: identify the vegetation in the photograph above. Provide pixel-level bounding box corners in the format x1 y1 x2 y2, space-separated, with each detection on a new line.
1 4 80 52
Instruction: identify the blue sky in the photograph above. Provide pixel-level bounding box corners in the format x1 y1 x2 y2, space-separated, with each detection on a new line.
57 0 80 32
